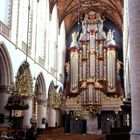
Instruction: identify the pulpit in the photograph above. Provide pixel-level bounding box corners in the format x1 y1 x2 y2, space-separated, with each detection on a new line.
5 92 29 129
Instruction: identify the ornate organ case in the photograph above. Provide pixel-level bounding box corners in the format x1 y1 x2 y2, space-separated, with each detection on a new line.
66 11 122 112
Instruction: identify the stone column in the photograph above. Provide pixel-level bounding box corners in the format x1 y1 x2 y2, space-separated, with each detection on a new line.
37 99 47 129
64 110 70 133
128 0 140 139
23 97 33 128
48 108 56 127
0 85 10 127
55 109 61 127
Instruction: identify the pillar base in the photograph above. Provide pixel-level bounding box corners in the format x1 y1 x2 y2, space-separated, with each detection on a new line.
0 123 9 128
130 130 140 140
131 134 140 140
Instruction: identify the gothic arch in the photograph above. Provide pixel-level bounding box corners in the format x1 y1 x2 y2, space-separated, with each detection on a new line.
0 44 13 86
0 44 13 122
35 73 46 98
48 81 55 95
47 81 62 109
47 81 62 127
33 73 46 127
58 87 63 94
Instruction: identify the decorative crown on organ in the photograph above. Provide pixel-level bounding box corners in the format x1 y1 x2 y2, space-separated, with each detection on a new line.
64 11 123 114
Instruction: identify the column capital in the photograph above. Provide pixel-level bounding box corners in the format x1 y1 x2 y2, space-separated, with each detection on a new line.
38 99 47 105
0 85 11 93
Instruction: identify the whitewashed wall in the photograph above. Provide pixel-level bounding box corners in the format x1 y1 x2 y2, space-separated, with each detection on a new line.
0 0 65 128
0 0 65 96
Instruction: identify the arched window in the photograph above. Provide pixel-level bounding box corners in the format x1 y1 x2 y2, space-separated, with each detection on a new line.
0 0 10 25
49 4 59 73
11 0 30 45
58 21 66 81
36 0 47 64
0 0 12 38
46 0 50 69
22 0 29 44
21 0 33 55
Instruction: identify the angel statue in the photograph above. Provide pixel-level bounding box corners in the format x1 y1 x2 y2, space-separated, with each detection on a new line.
107 29 115 40
116 59 123 73
106 29 116 46
65 62 70 75
82 14 89 38
70 31 78 47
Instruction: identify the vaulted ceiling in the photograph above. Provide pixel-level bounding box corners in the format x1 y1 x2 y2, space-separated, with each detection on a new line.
50 0 123 34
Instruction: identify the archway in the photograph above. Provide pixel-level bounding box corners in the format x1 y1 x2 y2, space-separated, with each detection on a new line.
0 44 13 126
15 61 33 128
0 44 13 86
33 73 47 129
47 81 62 127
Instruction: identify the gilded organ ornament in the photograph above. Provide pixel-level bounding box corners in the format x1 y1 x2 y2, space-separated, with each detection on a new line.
65 11 123 116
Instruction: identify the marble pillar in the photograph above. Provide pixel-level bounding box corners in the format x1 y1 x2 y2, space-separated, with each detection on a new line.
37 99 47 129
128 0 140 139
48 108 56 127
0 85 10 127
55 109 61 127
23 97 33 128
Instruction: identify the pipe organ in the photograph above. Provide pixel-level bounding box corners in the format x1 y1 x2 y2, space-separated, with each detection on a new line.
66 11 122 113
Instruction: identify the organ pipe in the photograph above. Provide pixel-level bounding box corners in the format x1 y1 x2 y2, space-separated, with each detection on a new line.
67 11 120 113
